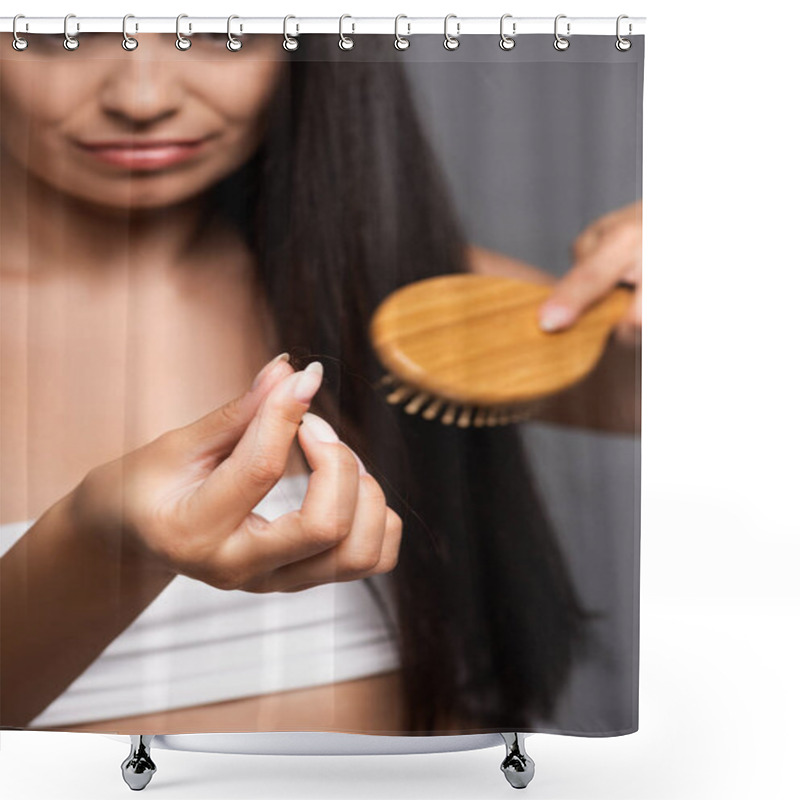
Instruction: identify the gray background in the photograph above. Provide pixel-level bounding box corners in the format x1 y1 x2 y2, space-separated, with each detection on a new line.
402 35 643 735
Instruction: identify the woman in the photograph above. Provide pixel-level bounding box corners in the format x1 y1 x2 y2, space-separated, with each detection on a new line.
0 32 641 735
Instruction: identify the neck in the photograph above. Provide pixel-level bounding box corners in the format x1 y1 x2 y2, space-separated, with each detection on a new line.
0 147 218 282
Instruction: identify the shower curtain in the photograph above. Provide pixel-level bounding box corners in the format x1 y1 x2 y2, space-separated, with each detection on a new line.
0 24 643 743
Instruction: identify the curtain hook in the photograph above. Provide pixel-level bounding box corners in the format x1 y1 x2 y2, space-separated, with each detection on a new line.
12 14 29 51
554 14 570 51
121 14 139 51
394 14 410 51
226 15 243 51
176 13 192 51
499 14 516 51
443 14 460 51
339 14 355 50
283 15 299 51
63 13 80 51
616 14 632 51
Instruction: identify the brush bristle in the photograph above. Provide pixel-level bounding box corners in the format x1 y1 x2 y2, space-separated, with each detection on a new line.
421 397 445 421
376 371 539 427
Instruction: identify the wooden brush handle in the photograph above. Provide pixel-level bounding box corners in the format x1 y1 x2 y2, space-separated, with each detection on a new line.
369 273 634 408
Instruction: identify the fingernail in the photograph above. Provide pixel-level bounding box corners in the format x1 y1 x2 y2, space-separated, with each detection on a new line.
250 352 290 391
300 411 339 443
293 361 324 403
539 304 573 332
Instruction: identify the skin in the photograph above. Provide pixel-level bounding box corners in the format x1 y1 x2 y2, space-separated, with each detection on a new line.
539 199 643 347
0 32 640 734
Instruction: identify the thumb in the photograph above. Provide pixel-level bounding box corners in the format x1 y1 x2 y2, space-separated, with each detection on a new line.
177 352 293 459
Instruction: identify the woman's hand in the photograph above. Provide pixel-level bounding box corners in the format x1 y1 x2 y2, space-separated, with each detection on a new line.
71 355 402 594
537 199 642 346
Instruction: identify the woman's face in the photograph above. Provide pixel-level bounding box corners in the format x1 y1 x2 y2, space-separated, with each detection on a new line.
0 33 286 211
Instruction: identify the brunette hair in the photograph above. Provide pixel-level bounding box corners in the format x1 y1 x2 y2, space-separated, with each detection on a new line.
212 35 602 734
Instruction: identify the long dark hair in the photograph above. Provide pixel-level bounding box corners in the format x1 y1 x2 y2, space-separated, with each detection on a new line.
213 35 602 734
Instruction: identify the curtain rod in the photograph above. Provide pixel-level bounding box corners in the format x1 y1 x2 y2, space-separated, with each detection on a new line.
1 16 646 37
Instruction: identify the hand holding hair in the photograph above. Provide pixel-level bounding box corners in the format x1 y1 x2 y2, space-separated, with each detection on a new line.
71 354 401 594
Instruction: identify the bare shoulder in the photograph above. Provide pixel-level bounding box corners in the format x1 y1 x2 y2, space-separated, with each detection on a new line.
464 243 556 286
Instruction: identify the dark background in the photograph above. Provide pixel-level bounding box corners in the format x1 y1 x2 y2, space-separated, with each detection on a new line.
401 35 643 734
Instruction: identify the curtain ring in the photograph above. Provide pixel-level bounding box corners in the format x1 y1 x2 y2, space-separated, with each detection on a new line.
554 14 570 51
121 14 139 51
616 14 632 51
63 13 80 51
339 14 354 50
443 14 460 51
12 14 29 51
226 15 243 51
283 15 299 51
499 14 515 51
394 14 410 50
176 13 192 50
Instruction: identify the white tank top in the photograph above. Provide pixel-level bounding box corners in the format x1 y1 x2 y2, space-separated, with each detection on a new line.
0 472 401 728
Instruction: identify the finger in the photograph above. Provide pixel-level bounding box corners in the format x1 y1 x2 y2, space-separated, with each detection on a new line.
275 509 403 593
173 353 294 460
249 472 391 592
572 228 599 261
361 506 403 577
571 220 607 260
571 204 626 259
619 255 642 285
539 222 641 332
213 411 362 579
186 362 325 532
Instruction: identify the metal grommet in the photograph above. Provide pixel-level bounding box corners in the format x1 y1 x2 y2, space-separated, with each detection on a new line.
443 14 460 51
339 14 354 50
615 14 632 51
226 15 243 51
121 14 139 51
12 14 29 51
283 15 299 51
63 13 80 51
176 13 192 50
554 14 570 51
394 14 410 50
499 14 515 50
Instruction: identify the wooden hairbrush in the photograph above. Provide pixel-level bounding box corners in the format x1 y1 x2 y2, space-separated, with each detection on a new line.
368 273 634 427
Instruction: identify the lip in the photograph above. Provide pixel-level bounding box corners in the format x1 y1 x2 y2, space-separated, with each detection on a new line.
75 137 212 171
